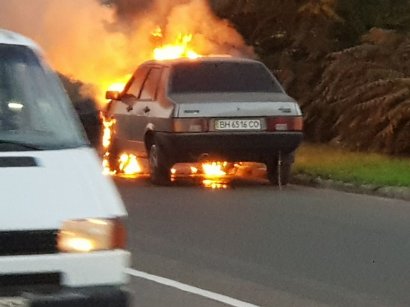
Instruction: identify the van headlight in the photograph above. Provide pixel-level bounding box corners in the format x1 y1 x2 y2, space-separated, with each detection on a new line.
58 218 126 253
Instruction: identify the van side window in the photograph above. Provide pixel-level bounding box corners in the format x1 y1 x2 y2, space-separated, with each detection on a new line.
139 68 162 101
126 66 148 98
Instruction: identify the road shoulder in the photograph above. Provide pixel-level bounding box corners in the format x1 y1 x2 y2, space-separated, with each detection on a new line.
292 173 410 202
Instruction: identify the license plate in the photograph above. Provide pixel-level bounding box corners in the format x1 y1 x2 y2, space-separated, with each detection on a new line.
0 298 29 307
214 119 262 131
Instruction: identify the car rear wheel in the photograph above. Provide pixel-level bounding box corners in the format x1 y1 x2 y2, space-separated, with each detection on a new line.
266 160 292 186
148 141 171 185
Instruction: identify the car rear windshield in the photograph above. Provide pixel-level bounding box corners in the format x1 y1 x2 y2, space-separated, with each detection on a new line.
0 44 86 150
169 61 283 93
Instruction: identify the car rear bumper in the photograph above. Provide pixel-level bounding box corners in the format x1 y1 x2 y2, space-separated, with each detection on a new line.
0 286 129 307
155 131 303 163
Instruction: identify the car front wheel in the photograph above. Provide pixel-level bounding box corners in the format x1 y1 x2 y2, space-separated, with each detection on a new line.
107 138 120 173
148 142 171 185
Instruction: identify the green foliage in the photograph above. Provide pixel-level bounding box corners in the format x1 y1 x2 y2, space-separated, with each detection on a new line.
58 74 101 147
302 32 410 155
335 0 410 46
209 0 410 156
294 143 410 187
210 0 300 53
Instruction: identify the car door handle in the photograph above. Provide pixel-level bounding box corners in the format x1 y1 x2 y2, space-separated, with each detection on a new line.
143 106 150 113
127 105 133 112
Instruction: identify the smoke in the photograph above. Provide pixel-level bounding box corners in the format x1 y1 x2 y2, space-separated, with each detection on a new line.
0 0 129 102
106 0 252 57
106 0 157 21
0 0 252 106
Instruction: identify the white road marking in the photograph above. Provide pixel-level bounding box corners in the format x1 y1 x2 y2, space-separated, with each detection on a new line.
125 268 260 307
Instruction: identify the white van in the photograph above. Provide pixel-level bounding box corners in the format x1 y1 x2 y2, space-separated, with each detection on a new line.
0 30 130 305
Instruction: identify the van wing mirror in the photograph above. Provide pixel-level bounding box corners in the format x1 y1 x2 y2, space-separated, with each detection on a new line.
105 90 120 100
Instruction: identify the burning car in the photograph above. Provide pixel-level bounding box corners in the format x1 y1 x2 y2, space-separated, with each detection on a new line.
105 57 303 185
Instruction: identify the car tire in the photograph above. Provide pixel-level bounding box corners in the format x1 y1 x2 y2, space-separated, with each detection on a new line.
148 141 171 186
108 138 121 173
266 161 292 186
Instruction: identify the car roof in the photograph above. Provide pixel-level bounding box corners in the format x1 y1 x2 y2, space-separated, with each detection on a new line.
141 56 262 67
0 29 41 52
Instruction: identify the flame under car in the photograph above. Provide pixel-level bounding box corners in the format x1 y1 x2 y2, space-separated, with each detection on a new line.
104 57 303 185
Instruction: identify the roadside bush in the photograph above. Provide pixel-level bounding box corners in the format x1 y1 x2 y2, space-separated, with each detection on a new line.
301 29 410 155
210 1 410 156
59 74 102 147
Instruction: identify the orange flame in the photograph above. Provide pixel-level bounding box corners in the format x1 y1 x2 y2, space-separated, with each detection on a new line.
153 28 201 61
102 116 115 149
108 82 126 93
101 113 116 176
151 26 163 38
202 179 228 190
100 28 202 102
202 162 227 178
102 153 114 176
100 113 143 177
103 28 201 101
201 161 229 189
118 153 142 176
103 75 131 101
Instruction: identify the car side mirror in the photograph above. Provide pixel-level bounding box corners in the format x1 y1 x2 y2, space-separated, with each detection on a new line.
105 90 120 100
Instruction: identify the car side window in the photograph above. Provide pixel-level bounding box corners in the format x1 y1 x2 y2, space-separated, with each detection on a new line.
139 67 162 101
126 66 149 98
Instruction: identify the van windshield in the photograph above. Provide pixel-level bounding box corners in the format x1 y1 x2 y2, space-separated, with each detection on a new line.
169 61 284 94
0 44 87 150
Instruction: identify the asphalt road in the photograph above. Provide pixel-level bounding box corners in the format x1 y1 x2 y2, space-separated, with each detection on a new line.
116 176 410 307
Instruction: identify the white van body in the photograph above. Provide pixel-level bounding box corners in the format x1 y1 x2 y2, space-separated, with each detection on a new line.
0 30 130 305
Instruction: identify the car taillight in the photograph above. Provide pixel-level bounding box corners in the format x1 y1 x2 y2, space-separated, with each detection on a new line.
266 116 303 132
173 118 208 132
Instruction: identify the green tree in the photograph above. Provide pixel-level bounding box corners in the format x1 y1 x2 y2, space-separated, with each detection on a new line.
302 31 410 154
335 0 410 47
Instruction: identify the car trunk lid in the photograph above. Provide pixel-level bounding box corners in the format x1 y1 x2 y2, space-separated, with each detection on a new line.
170 92 301 118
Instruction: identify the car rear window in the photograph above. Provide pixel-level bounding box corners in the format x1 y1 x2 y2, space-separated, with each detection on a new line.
169 61 283 93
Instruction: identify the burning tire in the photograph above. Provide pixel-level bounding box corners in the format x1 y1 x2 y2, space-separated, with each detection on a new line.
148 141 171 185
107 137 121 173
